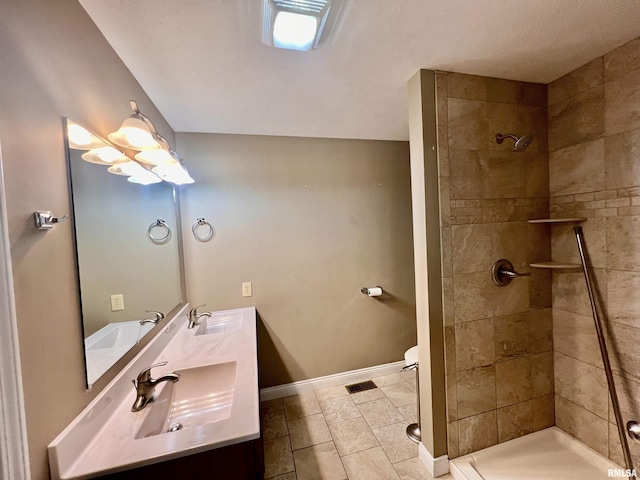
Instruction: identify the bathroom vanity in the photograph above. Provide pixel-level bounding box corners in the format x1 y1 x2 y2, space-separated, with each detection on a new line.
48 306 262 479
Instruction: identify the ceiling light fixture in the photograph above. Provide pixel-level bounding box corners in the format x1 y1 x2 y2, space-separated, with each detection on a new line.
262 0 332 51
108 100 161 150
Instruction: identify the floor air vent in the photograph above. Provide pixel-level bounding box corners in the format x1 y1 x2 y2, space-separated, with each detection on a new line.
345 380 377 394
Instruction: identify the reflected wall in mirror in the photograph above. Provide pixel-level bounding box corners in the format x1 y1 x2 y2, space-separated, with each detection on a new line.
65 119 183 387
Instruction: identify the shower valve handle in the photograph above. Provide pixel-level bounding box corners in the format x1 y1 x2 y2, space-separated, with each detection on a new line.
491 259 530 286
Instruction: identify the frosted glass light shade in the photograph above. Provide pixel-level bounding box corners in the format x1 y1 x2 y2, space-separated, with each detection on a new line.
107 161 147 176
67 122 105 150
152 163 195 185
108 117 160 150
134 147 175 166
81 147 129 165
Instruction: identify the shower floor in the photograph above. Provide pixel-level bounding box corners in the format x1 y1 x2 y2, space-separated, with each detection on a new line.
450 427 627 480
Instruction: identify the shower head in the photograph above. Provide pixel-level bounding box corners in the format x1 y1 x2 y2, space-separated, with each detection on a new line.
495 133 534 152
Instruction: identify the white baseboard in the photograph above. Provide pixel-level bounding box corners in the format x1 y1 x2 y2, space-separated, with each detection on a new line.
260 360 406 401
419 442 450 477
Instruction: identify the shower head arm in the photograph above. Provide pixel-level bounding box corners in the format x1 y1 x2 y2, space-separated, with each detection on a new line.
495 133 518 144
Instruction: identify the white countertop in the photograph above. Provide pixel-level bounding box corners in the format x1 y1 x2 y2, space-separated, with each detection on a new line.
48 306 259 480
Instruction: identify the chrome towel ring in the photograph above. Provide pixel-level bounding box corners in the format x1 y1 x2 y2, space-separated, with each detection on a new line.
192 218 215 242
148 219 171 244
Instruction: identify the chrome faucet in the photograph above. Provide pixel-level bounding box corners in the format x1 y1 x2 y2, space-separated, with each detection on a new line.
131 361 180 412
140 310 165 326
187 304 211 329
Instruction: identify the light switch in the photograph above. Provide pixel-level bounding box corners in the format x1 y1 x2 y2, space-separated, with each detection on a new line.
242 282 252 297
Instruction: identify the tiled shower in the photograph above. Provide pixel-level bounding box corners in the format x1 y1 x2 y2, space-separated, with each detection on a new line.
437 35 640 465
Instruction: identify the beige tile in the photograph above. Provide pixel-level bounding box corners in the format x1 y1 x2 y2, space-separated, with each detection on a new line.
319 395 361 425
548 57 603 106
608 322 640 382
454 272 495 323
449 149 487 200
262 397 284 413
553 308 602 368
491 222 528 269
446 374 458 422
548 85 604 152
531 352 554 397
328 417 379 457
526 152 550 198
607 215 640 271
494 312 530 361
487 78 546 106
342 446 401 480
496 357 532 407
549 138 605 196
458 410 498 456
448 421 460 459
497 400 533 443
372 373 404 387
554 352 608 418
488 103 547 153
604 36 640 81
605 67 640 136
483 151 529 197
532 394 555 431
551 271 593 318
529 269 552 311
448 98 489 151
610 373 640 426
268 473 297 480
438 126 450 177
442 276 454 326
284 393 322 421
397 402 418 424
372 422 419 463
393 456 436 480
264 436 295 478
492 276 529 317
552 216 606 269
263 408 289 440
293 441 346 480
452 223 492 274
455 318 495 370
529 308 553 354
381 381 416 407
400 370 417 386
444 326 457 378
314 385 349 402
350 388 386 405
608 416 640 468
605 127 640 190
357 397 406 429
527 222 551 265
288 413 332 451
435 72 448 127
555 395 608 456
457 366 496 418
439 175 451 225
447 73 487 101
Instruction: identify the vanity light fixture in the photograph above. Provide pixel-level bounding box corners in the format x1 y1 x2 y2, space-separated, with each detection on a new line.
262 0 333 51
81 146 129 165
134 134 178 166
67 121 108 150
152 162 194 185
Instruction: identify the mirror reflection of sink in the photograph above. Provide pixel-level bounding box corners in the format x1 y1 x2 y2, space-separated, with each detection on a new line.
135 361 237 439
195 311 243 336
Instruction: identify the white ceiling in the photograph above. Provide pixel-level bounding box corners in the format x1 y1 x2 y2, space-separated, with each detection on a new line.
79 0 640 141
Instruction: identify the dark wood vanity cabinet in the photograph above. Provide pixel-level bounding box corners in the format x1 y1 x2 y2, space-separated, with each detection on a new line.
99 437 264 480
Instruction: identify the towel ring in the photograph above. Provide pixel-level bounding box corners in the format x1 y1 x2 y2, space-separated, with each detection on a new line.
148 219 171 244
192 218 215 242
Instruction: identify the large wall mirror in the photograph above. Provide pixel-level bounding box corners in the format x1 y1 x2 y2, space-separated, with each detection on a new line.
64 119 185 387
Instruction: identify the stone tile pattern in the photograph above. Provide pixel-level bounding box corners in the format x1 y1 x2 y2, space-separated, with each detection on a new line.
547 36 640 466
435 71 553 458
262 375 454 480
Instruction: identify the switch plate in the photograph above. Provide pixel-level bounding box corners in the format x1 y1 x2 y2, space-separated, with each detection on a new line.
242 282 252 297
110 294 124 311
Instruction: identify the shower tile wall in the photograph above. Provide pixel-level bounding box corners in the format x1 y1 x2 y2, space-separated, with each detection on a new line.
435 72 553 458
547 36 640 465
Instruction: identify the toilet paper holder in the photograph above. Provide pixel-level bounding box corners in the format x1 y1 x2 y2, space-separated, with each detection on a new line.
360 286 383 297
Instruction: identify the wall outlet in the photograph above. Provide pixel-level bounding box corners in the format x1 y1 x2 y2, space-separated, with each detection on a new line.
110 294 124 311
242 282 252 297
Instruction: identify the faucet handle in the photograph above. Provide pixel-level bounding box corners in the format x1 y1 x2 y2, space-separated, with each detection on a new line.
134 360 168 386
140 310 165 325
189 304 206 317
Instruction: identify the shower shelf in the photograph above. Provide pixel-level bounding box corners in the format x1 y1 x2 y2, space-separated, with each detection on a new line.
529 262 581 269
528 218 586 224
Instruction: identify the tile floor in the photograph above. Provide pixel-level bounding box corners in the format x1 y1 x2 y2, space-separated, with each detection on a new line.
261 371 455 480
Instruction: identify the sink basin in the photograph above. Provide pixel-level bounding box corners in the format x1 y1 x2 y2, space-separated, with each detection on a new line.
195 311 243 336
136 361 237 439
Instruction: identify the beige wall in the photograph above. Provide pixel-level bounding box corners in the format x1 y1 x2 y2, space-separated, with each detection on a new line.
548 36 640 465
177 132 416 387
434 72 553 457
0 1 175 478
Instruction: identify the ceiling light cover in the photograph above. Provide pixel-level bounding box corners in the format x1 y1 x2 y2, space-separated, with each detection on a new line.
262 0 332 51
